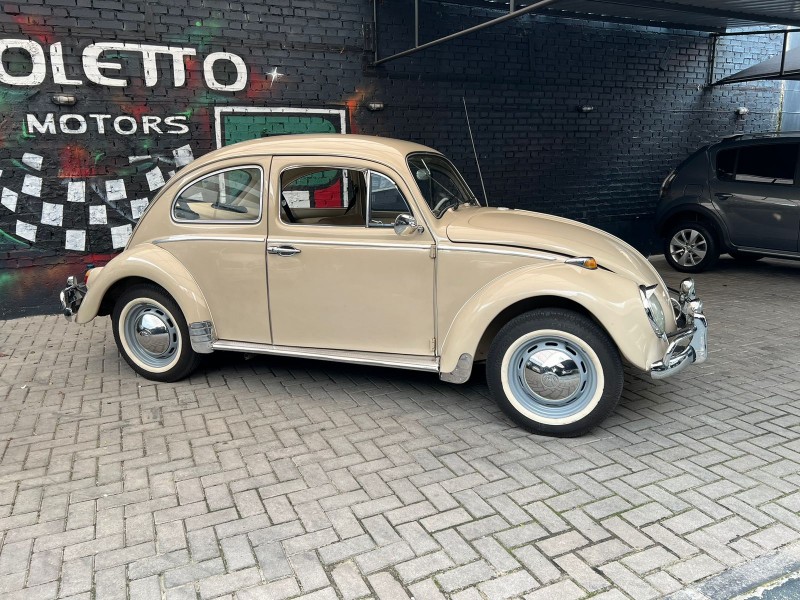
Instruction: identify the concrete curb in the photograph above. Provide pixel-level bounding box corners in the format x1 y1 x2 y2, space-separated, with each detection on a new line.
667 543 800 600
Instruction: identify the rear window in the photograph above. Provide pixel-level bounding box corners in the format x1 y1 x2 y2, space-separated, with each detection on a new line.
717 143 799 185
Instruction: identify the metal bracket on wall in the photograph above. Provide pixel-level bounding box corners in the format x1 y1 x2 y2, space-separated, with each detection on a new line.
709 27 800 86
371 0 560 66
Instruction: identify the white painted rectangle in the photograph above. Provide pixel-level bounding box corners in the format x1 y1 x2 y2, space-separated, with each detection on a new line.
65 229 86 251
67 181 85 203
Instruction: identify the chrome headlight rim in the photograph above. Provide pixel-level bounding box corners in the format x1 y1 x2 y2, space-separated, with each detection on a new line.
639 284 667 340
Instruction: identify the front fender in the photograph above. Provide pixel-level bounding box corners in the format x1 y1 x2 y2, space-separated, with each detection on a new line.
439 262 666 374
75 243 212 326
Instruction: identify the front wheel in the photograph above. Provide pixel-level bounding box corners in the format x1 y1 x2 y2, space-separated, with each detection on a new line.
112 284 201 382
486 309 624 437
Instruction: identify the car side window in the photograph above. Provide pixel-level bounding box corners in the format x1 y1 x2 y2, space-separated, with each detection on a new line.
367 171 412 227
718 143 799 185
280 167 367 226
173 167 262 222
716 149 736 181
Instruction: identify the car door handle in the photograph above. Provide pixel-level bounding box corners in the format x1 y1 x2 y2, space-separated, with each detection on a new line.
714 193 732 200
267 245 301 257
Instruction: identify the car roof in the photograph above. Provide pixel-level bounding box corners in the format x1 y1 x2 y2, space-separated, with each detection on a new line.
719 131 800 144
201 134 440 164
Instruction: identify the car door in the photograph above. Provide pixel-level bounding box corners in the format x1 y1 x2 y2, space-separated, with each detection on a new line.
711 141 800 252
266 155 436 356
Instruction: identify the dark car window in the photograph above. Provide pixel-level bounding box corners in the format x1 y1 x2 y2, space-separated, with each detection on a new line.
716 149 736 181
718 143 799 185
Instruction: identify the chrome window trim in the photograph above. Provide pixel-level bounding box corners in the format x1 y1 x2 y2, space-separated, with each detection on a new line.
278 164 361 227
171 164 264 225
153 235 266 244
267 238 431 250
277 164 418 230
437 244 559 262
366 170 412 228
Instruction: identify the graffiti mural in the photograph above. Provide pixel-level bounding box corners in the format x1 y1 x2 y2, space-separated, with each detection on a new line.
0 32 350 256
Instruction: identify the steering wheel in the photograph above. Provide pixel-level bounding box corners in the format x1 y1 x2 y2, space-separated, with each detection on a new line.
432 196 458 216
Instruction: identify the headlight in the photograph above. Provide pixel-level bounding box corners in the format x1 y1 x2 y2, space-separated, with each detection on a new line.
639 284 667 338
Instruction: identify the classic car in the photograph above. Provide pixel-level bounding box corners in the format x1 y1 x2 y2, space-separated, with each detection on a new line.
61 135 707 437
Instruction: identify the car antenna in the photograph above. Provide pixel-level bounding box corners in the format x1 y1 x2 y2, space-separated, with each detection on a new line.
463 97 488 206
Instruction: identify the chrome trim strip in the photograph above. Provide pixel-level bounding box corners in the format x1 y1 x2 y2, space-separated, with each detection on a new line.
170 164 264 225
437 244 559 261
267 239 431 250
153 235 266 244
211 340 440 372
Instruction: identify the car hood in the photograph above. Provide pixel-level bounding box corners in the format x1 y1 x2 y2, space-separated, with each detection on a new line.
444 207 662 286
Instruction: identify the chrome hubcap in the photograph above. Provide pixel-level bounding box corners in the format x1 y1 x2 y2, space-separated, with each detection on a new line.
507 335 598 420
124 303 179 368
135 313 171 355
669 229 707 267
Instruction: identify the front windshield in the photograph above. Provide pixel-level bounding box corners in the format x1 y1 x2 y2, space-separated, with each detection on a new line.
407 153 479 217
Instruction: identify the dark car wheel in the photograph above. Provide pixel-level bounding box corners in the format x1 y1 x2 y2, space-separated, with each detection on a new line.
664 222 719 273
486 309 624 437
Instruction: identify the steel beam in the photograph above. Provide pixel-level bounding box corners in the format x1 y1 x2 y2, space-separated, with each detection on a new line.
373 0 560 65
580 0 800 29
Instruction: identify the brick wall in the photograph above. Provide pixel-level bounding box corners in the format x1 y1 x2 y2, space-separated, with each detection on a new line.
0 0 783 267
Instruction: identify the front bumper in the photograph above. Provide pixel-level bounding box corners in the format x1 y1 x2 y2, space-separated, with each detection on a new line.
59 276 87 322
650 278 708 380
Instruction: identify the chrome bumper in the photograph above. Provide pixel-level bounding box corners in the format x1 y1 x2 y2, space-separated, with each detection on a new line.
650 278 708 380
59 276 87 322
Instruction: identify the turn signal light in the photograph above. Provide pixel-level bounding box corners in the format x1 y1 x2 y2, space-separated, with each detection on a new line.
566 257 598 270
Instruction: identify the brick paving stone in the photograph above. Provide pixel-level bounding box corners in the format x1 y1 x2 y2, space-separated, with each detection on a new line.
331 561 370 600
4 260 800 599
435 559 495 592
523 579 586 600
368 572 412 600
477 570 539 598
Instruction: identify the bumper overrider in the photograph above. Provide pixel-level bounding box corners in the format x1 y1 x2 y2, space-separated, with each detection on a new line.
650 277 708 380
59 275 87 322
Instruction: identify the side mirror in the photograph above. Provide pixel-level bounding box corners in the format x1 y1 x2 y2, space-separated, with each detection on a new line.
394 213 419 236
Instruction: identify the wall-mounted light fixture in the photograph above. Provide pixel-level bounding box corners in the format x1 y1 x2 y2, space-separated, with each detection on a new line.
735 106 749 116
578 105 595 113
367 101 385 111
52 94 77 106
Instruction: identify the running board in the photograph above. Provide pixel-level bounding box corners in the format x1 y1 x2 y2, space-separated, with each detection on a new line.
211 341 440 372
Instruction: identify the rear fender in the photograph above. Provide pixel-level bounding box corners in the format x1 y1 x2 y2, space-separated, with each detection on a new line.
76 243 212 326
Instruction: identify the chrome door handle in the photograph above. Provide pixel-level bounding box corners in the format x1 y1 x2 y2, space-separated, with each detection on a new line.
715 193 732 200
267 245 301 257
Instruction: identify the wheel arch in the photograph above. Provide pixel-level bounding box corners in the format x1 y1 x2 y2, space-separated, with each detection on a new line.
75 244 213 327
658 205 728 249
472 295 609 364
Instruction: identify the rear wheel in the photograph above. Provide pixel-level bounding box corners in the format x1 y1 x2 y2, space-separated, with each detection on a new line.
664 221 719 273
486 309 624 437
112 284 201 382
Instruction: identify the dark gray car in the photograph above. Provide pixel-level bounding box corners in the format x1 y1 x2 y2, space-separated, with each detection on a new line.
655 133 800 272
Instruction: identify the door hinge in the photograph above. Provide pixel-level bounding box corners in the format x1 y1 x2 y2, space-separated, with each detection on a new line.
430 338 436 352
429 245 437 258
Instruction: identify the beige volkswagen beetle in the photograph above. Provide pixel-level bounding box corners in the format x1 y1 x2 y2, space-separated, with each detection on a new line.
61 135 707 436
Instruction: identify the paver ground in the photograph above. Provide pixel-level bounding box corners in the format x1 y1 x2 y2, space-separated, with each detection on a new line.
1 255 800 599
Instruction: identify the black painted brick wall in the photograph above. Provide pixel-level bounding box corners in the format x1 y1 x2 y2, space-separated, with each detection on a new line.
0 0 783 265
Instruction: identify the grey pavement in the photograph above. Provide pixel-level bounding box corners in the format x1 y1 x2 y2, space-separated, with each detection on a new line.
1 254 800 599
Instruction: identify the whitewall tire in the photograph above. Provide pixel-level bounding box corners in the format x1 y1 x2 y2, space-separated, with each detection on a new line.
487 309 624 437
